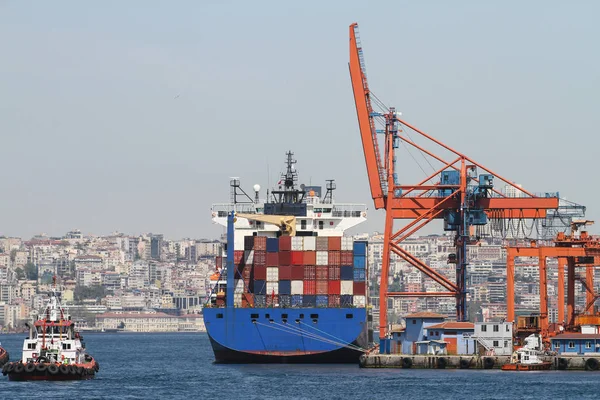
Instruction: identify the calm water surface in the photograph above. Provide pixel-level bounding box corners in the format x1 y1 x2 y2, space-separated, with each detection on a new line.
0 332 599 399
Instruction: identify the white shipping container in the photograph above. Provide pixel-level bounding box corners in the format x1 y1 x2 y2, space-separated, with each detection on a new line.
244 250 254 265
341 280 354 295
341 237 353 251
234 293 243 306
234 235 245 251
291 280 304 295
353 295 366 307
266 281 279 295
303 236 316 251
234 279 245 293
292 237 304 251
316 251 329 266
266 267 279 282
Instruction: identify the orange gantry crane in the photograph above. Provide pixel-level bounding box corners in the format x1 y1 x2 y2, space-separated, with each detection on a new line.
348 23 560 341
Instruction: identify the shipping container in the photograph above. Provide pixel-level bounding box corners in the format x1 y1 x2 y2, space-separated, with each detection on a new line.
316 251 328 266
303 265 316 280
353 255 366 269
316 295 329 307
341 237 353 251
328 280 341 295
278 251 291 266
353 295 366 308
234 279 244 293
266 267 279 282
244 250 254 265
279 294 291 307
233 293 242 306
341 280 354 295
267 237 279 253
353 241 367 256
279 280 291 295
216 256 222 269
316 280 328 295
254 295 266 307
328 251 341 266
353 281 366 296
328 294 341 307
303 280 316 295
266 252 279 267
291 237 303 251
242 267 252 280
328 266 340 280
328 236 342 251
291 251 304 266
291 266 304 280
243 278 250 292
353 269 366 282
234 234 245 251
234 250 244 265
254 236 267 251
291 280 304 295
303 236 316 251
253 265 266 281
341 294 354 307
316 266 328 281
244 236 255 251
254 280 266 295
291 294 303 307
316 237 329 251
303 251 316 265
340 266 354 281
340 251 353 265
266 281 279 295
279 236 292 251
278 265 292 280
253 251 267 267
303 295 316 307
266 294 278 307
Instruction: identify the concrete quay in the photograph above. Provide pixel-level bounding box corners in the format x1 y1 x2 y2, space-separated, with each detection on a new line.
359 354 600 371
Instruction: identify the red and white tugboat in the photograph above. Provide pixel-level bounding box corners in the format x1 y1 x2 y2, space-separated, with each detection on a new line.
2 280 99 381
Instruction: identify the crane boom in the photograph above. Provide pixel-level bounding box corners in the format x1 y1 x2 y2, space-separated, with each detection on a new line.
236 213 296 236
349 23 386 209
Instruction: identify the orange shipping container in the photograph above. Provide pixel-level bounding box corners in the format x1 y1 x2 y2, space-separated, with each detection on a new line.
291 251 304 265
316 280 328 295
303 251 316 265
304 280 316 295
316 266 328 280
328 237 342 251
328 280 341 295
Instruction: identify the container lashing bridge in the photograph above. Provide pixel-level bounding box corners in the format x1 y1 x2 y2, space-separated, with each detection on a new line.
348 23 560 342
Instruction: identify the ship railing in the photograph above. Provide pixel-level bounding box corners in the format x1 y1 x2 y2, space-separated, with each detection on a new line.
331 204 367 218
211 203 259 217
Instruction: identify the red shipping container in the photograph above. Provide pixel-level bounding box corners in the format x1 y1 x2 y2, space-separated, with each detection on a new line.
279 251 291 266
316 266 328 280
328 266 340 280
291 251 304 266
253 251 267 267
303 280 316 295
279 265 292 280
254 236 267 251
303 251 316 265
304 265 316 280
328 251 341 266
243 278 251 292
216 256 222 268
353 281 366 296
340 251 353 265
328 237 342 251
279 236 292 251
266 295 279 307
254 266 267 280
328 294 340 307
242 267 252 280
291 266 304 280
328 280 341 295
266 252 279 267
234 250 244 264
316 280 328 295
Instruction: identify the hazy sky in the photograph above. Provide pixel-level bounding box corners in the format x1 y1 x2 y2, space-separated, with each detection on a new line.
1 1 599 240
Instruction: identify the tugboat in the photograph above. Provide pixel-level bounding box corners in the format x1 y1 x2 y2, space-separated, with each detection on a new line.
502 334 552 371
2 279 99 381
0 345 8 368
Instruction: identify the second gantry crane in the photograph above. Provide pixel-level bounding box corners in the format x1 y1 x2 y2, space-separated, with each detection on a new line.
348 23 560 341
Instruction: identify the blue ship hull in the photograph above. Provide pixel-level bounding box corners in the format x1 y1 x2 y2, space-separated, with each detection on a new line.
204 307 367 363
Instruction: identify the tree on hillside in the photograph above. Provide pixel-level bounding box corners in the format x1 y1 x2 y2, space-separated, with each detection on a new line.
15 267 26 280
24 262 38 280
74 285 106 303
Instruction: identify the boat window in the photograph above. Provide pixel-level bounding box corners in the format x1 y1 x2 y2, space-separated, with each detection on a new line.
27 343 36 350
506 324 510 332
346 314 353 319
282 314 288 319
265 314 270 319
301 220 306 230
318 221 324 230
481 325 487 332
299 314 304 319
251 313 259 319
504 341 509 348
586 341 592 349
493 325 499 332
568 341 575 349
493 340 499 347
323 208 331 213
216 313 223 319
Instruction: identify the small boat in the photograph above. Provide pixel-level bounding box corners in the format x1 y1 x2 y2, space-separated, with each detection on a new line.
2 279 99 381
0 345 9 367
502 334 552 371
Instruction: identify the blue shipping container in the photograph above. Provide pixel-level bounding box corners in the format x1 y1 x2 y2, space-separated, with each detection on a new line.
340 266 354 281
291 295 303 307
341 295 354 307
316 295 328 307
353 269 366 281
266 238 279 253
279 280 291 295
353 256 366 269
254 295 266 307
254 280 266 295
353 241 367 256
279 294 291 307
303 295 316 307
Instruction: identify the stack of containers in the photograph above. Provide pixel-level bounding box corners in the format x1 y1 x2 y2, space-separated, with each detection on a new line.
352 241 367 307
252 236 267 307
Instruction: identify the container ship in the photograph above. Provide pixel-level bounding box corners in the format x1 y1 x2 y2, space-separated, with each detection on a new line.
203 151 371 363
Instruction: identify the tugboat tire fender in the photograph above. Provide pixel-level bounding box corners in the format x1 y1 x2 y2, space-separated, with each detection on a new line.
59 365 69 375
24 363 36 373
69 365 78 375
483 357 495 369
94 362 100 372
47 364 59 375
77 366 85 375
35 363 47 372
401 357 412 369
586 358 599 371
13 363 24 374
5 363 15 373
